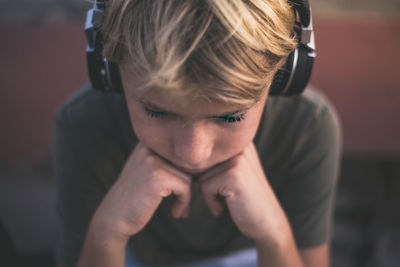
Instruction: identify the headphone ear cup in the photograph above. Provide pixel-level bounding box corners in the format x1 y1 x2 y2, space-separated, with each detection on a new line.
87 52 123 93
284 45 314 96
269 51 295 96
107 61 124 93
87 49 108 90
268 45 314 96
290 0 311 26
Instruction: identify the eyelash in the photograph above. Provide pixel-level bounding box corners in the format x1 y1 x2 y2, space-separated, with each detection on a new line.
144 107 165 118
219 113 245 123
143 107 246 123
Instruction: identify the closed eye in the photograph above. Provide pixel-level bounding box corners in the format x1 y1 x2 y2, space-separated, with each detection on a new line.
143 106 165 118
143 105 246 124
217 113 245 123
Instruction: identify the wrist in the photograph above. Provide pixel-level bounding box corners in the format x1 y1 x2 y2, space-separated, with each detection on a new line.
254 227 290 252
77 215 130 267
254 223 303 267
252 208 292 246
89 212 131 246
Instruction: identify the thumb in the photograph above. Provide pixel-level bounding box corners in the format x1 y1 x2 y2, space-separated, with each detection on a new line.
171 194 191 218
205 194 226 216
167 177 192 219
200 182 226 216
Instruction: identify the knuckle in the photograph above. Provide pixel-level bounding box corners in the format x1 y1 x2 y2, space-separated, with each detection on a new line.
156 180 171 197
148 177 161 192
183 181 191 192
144 154 158 166
235 154 246 166
151 167 163 179
179 181 191 196
226 169 244 186
220 185 234 197
148 172 165 191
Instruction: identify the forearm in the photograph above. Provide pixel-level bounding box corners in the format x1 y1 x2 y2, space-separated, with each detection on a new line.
76 218 129 267
255 221 304 267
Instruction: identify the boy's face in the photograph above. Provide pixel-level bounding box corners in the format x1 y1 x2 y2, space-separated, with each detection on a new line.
121 68 268 175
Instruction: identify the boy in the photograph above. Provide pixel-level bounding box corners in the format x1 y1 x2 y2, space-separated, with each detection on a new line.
54 0 341 266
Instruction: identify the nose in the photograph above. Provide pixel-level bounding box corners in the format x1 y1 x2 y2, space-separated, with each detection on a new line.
173 121 213 167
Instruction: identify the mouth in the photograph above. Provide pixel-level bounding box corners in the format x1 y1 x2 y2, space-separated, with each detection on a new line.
152 151 211 175
175 164 209 175
175 165 209 175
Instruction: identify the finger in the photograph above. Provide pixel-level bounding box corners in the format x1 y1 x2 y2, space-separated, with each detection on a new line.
171 188 191 218
203 191 226 216
167 196 191 219
139 144 192 218
200 180 226 216
161 175 192 219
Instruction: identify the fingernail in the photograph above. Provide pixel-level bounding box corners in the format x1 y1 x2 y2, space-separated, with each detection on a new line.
213 208 220 216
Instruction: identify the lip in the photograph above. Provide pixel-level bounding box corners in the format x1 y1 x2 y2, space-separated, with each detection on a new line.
158 153 210 174
176 165 209 175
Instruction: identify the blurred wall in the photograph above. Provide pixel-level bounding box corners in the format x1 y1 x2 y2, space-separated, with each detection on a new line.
0 0 400 162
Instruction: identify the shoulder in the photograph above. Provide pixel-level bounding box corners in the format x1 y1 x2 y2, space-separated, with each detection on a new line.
255 86 342 184
54 85 134 144
267 85 340 128
256 86 341 149
56 86 124 129
53 86 137 186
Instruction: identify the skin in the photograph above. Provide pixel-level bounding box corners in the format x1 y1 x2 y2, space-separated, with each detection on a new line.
74 65 330 267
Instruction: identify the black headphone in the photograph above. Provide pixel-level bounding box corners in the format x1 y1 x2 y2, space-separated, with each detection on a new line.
85 0 315 96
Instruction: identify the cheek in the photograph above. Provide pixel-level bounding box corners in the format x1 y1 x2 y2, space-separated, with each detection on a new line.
215 121 259 159
128 108 171 153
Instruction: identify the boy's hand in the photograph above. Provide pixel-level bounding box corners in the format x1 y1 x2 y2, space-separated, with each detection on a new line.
92 142 192 240
198 142 286 242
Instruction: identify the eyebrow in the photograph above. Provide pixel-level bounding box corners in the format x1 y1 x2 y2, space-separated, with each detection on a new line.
214 109 244 117
135 95 250 118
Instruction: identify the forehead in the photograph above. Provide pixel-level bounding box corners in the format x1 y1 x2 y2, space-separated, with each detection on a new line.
121 67 258 116
120 62 262 108
133 86 253 117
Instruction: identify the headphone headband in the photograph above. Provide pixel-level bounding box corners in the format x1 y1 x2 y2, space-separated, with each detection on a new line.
85 0 315 96
290 0 310 26
269 0 316 96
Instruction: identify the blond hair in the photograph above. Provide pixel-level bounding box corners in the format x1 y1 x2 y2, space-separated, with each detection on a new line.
102 0 297 104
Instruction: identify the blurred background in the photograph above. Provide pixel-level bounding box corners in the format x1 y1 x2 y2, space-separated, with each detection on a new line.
0 0 399 266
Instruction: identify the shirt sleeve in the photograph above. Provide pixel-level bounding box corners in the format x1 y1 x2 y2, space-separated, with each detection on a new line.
278 100 342 248
53 99 129 266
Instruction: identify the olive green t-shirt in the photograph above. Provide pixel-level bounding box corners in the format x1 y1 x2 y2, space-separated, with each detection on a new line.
53 86 342 266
